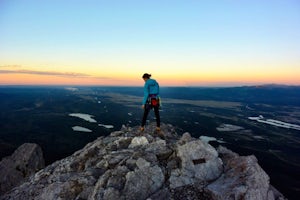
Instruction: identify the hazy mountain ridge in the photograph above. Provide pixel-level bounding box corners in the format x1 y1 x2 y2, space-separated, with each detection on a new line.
0 123 286 200
161 85 300 106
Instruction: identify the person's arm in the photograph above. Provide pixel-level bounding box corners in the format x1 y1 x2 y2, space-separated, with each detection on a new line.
156 81 160 96
142 81 149 105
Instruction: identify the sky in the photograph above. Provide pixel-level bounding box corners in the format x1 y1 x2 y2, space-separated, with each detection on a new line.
0 0 299 86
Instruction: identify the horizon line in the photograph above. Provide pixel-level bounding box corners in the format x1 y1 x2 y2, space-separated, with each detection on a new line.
0 83 299 88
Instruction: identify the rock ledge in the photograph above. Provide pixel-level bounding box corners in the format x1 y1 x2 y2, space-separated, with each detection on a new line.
0 123 286 200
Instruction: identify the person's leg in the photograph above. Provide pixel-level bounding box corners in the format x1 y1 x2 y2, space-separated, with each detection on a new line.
153 105 163 138
154 105 160 128
141 106 151 128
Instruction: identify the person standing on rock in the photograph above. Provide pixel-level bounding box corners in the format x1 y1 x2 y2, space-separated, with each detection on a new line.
140 73 161 133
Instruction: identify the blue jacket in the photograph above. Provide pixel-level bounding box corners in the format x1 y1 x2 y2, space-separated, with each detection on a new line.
142 78 159 105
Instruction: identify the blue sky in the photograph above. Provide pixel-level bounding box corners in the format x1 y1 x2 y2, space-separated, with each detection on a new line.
0 0 299 86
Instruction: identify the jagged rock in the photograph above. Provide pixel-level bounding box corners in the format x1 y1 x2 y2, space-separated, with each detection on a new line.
129 136 149 148
169 137 223 188
123 164 164 200
204 146 285 200
0 143 45 195
0 123 286 200
177 132 193 145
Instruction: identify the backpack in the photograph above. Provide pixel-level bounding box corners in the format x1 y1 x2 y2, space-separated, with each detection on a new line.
148 94 159 107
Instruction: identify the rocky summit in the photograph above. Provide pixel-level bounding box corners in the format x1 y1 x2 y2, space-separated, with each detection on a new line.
0 123 286 200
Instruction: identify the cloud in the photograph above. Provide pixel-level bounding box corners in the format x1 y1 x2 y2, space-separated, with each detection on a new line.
0 69 90 77
0 65 22 68
0 69 109 79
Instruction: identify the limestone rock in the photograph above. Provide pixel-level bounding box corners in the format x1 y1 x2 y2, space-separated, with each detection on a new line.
123 164 164 200
204 147 286 200
0 123 286 200
169 139 223 188
129 136 149 148
0 143 45 195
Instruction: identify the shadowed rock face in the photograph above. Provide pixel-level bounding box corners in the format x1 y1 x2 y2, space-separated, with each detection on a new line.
0 123 286 200
0 143 45 195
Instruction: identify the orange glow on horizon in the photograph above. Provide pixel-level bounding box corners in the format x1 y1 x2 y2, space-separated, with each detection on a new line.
0 72 300 87
0 74 131 86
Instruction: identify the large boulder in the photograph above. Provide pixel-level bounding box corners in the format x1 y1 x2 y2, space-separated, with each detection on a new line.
204 146 286 200
0 143 45 195
169 138 223 188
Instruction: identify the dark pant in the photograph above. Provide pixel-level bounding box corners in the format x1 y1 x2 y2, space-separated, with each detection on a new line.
141 104 160 127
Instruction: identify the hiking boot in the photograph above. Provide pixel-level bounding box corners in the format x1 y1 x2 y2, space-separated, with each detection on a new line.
136 127 145 136
156 127 164 139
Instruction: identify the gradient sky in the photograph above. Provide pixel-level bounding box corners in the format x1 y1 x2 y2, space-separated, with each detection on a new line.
0 0 299 86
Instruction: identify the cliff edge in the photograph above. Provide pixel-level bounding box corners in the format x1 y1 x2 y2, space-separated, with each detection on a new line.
0 123 286 200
